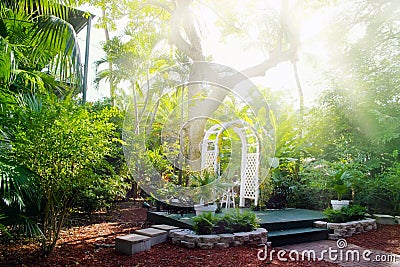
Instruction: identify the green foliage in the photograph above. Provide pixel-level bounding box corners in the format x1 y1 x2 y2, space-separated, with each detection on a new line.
3 94 118 253
224 209 260 232
324 205 367 223
355 161 400 215
74 174 129 213
72 99 131 213
0 1 82 96
328 168 352 201
192 209 259 235
0 158 42 238
287 186 333 211
192 212 216 235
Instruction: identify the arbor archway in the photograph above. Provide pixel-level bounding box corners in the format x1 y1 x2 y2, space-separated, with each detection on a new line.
201 119 260 207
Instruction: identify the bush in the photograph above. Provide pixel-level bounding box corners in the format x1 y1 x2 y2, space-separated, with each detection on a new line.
355 166 400 216
287 185 334 210
192 209 259 235
74 174 129 213
324 205 367 223
192 212 216 235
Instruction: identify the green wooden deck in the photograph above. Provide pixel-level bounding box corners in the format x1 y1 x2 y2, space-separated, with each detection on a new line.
147 208 329 246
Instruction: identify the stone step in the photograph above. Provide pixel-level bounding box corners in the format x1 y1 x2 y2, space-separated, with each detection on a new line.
134 227 168 246
151 224 180 232
115 225 178 255
115 233 151 255
268 227 329 247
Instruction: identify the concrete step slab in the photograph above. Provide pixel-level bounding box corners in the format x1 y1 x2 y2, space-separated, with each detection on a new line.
115 234 151 255
135 227 168 246
151 224 180 232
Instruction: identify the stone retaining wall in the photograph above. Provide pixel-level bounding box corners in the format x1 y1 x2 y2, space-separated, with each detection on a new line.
314 219 377 240
169 228 268 249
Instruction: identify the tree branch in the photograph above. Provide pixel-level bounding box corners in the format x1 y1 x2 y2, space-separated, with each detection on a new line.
169 0 205 61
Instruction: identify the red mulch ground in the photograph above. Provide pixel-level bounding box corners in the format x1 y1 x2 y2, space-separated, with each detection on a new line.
1 202 398 267
347 224 400 255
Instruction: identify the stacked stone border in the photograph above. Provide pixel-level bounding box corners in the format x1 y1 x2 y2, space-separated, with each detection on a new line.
169 228 268 249
314 219 377 240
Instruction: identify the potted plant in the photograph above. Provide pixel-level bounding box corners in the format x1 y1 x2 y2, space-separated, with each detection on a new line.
191 171 218 215
329 169 351 210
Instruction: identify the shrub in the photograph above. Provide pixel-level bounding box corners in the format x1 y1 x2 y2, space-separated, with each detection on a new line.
192 212 216 235
4 96 119 253
225 209 259 232
286 185 334 210
192 209 259 235
324 205 367 223
355 165 400 216
74 174 129 213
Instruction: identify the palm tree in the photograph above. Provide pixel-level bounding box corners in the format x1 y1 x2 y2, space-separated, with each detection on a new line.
0 0 82 97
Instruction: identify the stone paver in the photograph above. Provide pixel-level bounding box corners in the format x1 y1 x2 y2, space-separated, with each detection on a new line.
278 240 400 267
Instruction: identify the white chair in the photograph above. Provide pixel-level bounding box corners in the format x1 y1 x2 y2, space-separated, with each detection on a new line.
220 185 236 208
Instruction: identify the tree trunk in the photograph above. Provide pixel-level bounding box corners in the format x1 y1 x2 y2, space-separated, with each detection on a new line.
166 0 299 169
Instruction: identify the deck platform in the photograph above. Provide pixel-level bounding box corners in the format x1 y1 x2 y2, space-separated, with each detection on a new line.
147 208 329 246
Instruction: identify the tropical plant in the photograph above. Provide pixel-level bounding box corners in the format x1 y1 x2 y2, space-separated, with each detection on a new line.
329 170 350 201
0 0 83 96
0 158 42 238
190 170 219 204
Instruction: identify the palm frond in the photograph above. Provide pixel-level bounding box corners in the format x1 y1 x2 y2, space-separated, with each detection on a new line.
0 158 40 212
7 213 43 237
0 0 74 20
0 37 16 86
0 213 11 237
94 69 111 90
32 15 82 91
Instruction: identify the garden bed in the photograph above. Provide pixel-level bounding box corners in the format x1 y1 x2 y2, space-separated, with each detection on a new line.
170 227 268 249
314 218 377 239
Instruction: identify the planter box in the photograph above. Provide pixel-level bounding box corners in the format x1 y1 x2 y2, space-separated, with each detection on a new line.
194 204 217 216
171 227 268 249
330 200 350 210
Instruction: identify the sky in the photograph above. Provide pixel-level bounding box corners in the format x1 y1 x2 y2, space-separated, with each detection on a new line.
77 2 332 107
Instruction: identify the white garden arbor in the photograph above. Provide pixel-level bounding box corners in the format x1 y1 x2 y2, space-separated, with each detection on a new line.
201 119 260 207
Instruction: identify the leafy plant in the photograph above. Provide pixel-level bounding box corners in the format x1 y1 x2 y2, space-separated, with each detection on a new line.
192 209 259 235
191 170 218 204
356 163 400 216
3 95 118 254
328 168 352 201
224 209 259 233
192 212 216 235
0 158 42 238
324 205 367 223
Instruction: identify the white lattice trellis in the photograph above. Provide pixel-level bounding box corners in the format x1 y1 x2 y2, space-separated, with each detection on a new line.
201 119 260 207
